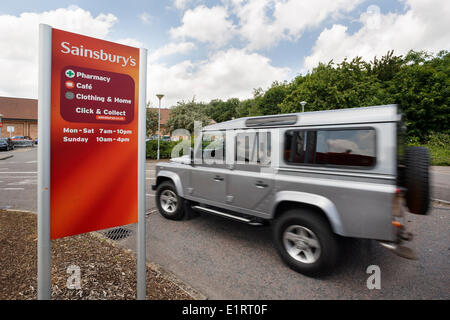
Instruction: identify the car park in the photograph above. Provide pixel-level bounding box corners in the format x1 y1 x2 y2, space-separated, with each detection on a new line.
152 105 430 276
0 137 15 151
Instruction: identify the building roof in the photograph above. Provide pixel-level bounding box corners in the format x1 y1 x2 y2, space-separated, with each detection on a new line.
0 97 37 120
203 104 400 131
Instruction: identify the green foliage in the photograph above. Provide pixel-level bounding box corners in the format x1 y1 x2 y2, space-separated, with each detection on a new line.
205 98 239 123
387 51 450 139
408 132 450 166
146 139 185 159
280 56 390 113
146 106 158 137
278 50 449 140
164 50 449 164
165 99 212 134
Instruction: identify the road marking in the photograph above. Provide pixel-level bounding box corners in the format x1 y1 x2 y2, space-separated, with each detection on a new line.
146 209 158 215
0 176 37 179
146 177 156 180
7 180 36 185
432 198 450 205
1 188 25 190
146 194 155 197
0 172 37 174
26 160 37 163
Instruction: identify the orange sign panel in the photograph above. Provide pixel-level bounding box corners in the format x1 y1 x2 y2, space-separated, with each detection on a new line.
50 28 139 239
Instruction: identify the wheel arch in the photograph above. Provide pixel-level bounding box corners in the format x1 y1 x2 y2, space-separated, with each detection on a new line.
156 170 184 197
271 191 345 236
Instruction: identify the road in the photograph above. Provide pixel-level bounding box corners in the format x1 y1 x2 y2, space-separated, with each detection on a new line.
1 148 449 299
0 148 37 211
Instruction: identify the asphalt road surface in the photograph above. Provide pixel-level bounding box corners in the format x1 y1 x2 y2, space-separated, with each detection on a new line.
1 148 449 299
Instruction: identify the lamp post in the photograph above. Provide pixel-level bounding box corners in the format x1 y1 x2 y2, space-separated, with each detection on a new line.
300 101 307 113
156 94 164 160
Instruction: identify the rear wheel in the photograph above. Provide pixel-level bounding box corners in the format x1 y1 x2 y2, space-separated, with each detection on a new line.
156 181 185 220
273 209 338 276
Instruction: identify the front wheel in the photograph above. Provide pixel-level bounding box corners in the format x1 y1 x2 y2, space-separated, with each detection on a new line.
273 209 338 277
156 181 185 220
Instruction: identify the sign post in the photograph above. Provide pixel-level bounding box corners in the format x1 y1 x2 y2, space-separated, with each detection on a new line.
38 24 147 300
137 48 147 300
37 24 52 300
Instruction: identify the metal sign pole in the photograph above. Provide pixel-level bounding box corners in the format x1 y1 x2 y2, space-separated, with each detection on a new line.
137 48 148 300
37 23 52 300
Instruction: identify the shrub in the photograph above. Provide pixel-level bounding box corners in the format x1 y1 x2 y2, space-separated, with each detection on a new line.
407 132 450 166
146 139 186 159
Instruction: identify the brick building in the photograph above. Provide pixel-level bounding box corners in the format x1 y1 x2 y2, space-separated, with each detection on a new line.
148 107 171 138
0 97 38 139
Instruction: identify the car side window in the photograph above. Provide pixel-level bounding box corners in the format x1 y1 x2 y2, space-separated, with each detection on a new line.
235 131 271 166
284 128 376 167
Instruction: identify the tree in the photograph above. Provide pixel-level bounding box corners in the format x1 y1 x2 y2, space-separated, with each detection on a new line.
387 50 450 139
165 50 449 141
205 98 239 123
165 99 212 134
146 103 158 137
254 81 289 115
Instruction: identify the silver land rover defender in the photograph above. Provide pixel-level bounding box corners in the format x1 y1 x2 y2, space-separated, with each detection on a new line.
152 105 430 276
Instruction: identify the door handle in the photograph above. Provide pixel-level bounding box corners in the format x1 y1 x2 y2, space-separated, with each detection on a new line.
255 181 268 188
213 176 224 182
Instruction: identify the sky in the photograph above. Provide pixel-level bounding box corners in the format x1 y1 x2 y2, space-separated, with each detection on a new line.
0 0 449 108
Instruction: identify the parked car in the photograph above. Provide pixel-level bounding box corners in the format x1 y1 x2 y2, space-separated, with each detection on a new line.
152 105 430 276
11 136 34 147
0 137 15 151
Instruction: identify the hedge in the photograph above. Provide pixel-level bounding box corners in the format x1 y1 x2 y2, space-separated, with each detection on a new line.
146 139 186 159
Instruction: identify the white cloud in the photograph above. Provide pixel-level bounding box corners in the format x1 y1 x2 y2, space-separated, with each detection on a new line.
0 6 118 98
139 12 152 24
115 38 145 48
232 0 363 50
0 5 289 111
303 0 450 71
173 0 192 10
148 42 196 62
147 48 291 107
170 5 235 47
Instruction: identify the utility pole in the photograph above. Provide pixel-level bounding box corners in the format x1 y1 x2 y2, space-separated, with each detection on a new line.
156 94 164 160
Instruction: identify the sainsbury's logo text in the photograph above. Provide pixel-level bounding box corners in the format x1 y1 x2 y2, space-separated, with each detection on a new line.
60 42 137 67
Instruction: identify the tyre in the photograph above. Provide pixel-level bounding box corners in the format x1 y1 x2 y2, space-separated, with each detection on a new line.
273 209 338 276
404 146 430 215
156 181 185 220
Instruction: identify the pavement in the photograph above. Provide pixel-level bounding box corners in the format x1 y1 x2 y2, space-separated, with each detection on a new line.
431 166 450 202
1 147 449 299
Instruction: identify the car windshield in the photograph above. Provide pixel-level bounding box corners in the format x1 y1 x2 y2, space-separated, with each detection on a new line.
0 138 7 141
